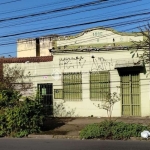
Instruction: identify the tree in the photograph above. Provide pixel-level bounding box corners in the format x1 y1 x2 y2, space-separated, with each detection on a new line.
131 23 150 71
94 92 120 121
0 64 31 91
0 64 44 137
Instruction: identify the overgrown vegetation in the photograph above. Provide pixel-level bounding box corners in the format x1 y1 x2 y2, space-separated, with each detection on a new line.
0 64 44 138
80 120 150 140
1 64 31 90
131 23 150 74
0 90 44 137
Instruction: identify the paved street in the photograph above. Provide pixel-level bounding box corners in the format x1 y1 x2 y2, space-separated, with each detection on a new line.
1 139 150 150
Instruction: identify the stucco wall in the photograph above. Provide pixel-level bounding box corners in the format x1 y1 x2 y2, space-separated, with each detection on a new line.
17 39 36 57
39 37 53 56
10 50 150 117
17 28 143 58
17 37 53 57
50 51 148 117
57 29 143 46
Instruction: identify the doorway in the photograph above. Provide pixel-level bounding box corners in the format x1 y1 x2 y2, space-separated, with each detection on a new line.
37 83 53 115
120 72 140 116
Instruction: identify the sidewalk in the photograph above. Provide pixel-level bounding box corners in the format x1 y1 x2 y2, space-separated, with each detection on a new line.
28 117 150 139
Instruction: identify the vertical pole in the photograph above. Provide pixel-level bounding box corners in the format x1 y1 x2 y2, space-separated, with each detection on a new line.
148 29 150 71
129 74 132 116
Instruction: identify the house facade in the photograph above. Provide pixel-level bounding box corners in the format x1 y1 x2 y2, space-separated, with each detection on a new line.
13 27 150 117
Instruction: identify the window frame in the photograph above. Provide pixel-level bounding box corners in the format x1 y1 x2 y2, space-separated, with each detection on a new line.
90 71 110 101
54 89 63 99
63 72 82 101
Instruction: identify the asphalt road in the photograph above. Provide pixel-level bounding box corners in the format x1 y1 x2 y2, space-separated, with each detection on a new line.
1 139 150 150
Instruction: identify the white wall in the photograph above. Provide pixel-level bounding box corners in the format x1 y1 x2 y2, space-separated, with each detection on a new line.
9 49 150 117
17 39 36 57
50 50 149 117
57 29 143 46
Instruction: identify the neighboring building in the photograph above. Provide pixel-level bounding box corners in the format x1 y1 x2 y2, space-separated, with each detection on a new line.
17 35 58 57
14 27 150 117
0 56 53 106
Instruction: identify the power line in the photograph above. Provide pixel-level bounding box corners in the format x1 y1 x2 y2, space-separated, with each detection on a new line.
0 0 139 30
0 0 142 39
0 0 146 57
0 10 149 39
0 0 73 15
0 0 21 6
0 0 139 33
0 0 109 22
0 24 145 56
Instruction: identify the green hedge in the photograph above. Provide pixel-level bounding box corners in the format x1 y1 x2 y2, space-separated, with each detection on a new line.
80 120 150 140
0 90 45 138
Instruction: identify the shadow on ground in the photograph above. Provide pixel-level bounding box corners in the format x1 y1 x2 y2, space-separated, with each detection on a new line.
41 117 75 135
40 117 150 136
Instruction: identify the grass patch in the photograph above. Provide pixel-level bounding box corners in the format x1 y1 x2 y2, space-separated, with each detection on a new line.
80 120 150 140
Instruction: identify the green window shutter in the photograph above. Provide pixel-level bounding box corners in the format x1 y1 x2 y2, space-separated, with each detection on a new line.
63 72 82 101
121 73 140 116
54 89 63 99
131 73 140 116
90 71 110 101
121 74 130 116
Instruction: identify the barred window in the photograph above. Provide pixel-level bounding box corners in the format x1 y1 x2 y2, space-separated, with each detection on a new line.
90 71 110 100
63 72 82 101
54 89 63 99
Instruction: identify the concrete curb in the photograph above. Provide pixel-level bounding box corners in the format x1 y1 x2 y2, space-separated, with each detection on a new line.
27 135 150 141
28 134 80 139
28 135 54 139
53 135 80 139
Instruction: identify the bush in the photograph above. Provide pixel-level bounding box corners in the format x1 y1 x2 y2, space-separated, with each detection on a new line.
0 90 45 138
80 120 150 140
0 113 7 137
4 98 44 137
0 90 21 109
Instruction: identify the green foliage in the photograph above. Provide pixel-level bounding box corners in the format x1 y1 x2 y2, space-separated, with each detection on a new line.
0 64 44 138
0 90 44 138
131 23 150 68
80 120 150 140
1 64 31 90
94 92 120 120
0 90 21 109
0 112 7 137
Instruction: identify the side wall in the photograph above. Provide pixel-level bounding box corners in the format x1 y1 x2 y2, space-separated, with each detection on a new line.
17 39 36 57
17 38 53 57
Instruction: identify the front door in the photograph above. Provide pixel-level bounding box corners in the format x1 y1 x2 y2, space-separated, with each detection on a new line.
37 83 53 115
121 72 140 116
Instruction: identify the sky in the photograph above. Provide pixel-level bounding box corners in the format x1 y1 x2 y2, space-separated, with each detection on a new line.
0 0 150 57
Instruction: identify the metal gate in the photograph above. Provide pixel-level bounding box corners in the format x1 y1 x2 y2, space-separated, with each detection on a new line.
121 72 140 116
37 83 53 115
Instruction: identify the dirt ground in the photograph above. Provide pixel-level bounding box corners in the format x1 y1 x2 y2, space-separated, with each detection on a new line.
41 117 150 136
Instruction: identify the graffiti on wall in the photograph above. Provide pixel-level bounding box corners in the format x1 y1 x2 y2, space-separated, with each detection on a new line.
91 57 115 71
59 56 86 69
59 56 116 71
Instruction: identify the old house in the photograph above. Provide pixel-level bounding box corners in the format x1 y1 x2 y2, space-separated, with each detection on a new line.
14 27 150 117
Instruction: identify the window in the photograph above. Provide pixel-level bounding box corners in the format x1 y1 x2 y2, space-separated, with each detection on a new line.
54 89 63 99
90 71 110 100
63 72 82 100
